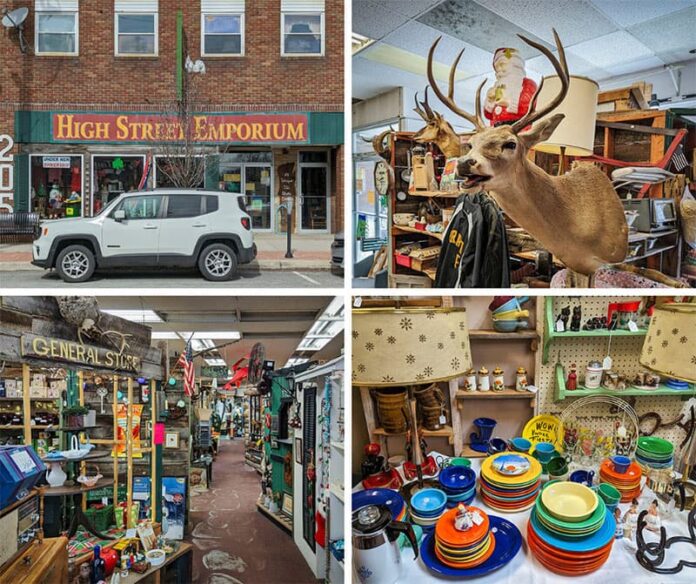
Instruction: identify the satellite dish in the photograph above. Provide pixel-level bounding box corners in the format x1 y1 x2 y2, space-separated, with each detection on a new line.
247 342 266 384
2 8 28 53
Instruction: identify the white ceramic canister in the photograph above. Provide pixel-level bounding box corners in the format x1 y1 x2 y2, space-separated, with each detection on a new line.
585 360 603 389
478 367 490 391
492 368 505 391
516 367 528 391
463 369 477 392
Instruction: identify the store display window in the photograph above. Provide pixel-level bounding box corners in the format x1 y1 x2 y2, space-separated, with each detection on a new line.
154 155 205 189
91 155 145 215
30 154 83 219
218 152 273 231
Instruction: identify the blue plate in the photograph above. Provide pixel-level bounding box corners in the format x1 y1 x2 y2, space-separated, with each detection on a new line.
439 466 476 491
529 508 615 553
446 487 476 502
446 493 475 508
353 488 405 520
469 442 489 453
420 515 522 577
411 488 447 516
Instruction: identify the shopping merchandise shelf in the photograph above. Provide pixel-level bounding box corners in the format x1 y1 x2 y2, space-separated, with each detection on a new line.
392 225 444 241
256 496 292 533
455 389 536 401
469 329 538 340
407 190 462 198
372 425 453 438
39 477 112 497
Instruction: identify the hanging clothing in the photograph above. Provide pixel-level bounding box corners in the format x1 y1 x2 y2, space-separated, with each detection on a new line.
434 192 510 288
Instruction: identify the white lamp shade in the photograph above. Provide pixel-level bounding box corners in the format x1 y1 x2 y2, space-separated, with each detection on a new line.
533 75 599 157
352 307 472 386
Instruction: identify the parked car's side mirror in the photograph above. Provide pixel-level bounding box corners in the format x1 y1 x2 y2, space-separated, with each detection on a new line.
114 209 126 222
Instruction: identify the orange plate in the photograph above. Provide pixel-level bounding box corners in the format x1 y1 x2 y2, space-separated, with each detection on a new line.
435 533 496 569
436 533 492 562
600 459 641 482
529 537 611 568
479 478 542 498
527 520 614 560
435 507 490 547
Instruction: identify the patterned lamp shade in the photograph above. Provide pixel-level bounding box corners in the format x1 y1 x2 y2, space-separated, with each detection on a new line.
352 307 472 386
639 303 696 384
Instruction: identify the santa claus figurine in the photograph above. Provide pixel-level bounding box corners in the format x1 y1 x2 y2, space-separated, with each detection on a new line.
484 48 538 126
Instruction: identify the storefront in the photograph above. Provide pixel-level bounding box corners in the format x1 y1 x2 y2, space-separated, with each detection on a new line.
13 110 343 233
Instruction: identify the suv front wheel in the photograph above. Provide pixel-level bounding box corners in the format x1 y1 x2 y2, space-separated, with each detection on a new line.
198 243 238 281
55 244 96 283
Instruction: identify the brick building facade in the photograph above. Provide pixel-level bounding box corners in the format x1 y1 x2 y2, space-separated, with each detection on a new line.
0 0 344 233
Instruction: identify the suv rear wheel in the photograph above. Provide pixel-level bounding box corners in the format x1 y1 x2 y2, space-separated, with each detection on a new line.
198 243 238 281
55 244 96 283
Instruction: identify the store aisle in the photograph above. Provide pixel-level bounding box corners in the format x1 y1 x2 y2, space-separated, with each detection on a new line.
189 439 318 584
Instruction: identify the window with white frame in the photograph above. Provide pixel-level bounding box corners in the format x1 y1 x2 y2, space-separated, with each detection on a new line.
281 0 325 56
35 0 78 55
115 0 158 56
201 0 244 56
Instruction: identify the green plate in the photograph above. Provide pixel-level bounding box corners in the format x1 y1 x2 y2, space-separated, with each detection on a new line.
637 436 674 456
535 512 603 538
535 492 606 531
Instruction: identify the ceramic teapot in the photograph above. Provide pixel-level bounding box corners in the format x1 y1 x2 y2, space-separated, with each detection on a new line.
353 504 418 584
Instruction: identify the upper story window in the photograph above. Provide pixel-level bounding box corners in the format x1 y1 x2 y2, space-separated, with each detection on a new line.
201 0 245 56
35 0 79 56
281 0 325 57
115 0 158 56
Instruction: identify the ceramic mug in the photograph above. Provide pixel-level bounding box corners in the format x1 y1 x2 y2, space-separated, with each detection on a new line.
470 417 496 444
487 437 508 455
570 469 595 486
534 442 556 463
597 482 621 505
611 455 631 474
449 457 472 468
509 437 532 453
547 456 569 477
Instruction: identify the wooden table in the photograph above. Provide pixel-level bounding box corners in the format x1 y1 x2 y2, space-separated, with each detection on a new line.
118 542 193 583
0 537 68 584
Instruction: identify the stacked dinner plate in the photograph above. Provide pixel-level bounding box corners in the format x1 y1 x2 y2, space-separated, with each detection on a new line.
432 506 496 569
438 466 476 508
635 436 674 471
599 458 643 502
352 488 407 522
527 481 615 576
479 453 542 512
409 488 448 530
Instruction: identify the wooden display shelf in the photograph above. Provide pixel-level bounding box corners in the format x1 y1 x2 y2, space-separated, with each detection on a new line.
392 225 444 241
1 424 53 430
554 363 695 400
256 496 293 534
469 329 538 340
459 445 488 459
455 388 536 400
372 425 453 438
41 449 112 463
39 477 112 497
0 397 58 401
408 190 461 198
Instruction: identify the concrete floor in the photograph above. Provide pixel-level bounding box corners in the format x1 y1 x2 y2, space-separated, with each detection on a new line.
188 439 318 584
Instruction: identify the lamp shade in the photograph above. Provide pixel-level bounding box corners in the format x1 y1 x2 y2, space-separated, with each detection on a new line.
532 75 599 157
352 307 472 386
640 303 696 384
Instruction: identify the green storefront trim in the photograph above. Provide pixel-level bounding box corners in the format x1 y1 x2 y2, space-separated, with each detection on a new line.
14 110 344 146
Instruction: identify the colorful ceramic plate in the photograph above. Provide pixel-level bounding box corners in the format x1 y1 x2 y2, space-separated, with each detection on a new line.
421 516 522 578
522 414 563 452
541 481 598 522
435 534 496 568
480 496 537 514
439 466 476 491
600 459 642 482
435 507 490 547
535 496 606 532
352 488 405 520
637 436 674 456
528 509 615 553
410 488 447 516
527 522 614 561
481 453 541 486
491 454 531 476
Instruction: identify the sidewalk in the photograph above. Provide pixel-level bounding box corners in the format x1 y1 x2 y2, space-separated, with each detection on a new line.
0 233 334 272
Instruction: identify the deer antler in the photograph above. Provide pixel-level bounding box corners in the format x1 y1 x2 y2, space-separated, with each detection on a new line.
511 28 569 133
427 37 486 131
414 86 437 122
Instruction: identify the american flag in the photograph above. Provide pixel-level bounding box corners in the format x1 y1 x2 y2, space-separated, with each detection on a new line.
138 152 153 190
177 340 195 397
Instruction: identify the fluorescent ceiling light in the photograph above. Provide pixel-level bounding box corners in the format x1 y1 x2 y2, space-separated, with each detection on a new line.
361 44 466 83
204 358 227 366
151 332 180 340
284 357 309 368
191 339 215 352
293 296 344 352
102 309 162 323
352 33 374 55
177 331 241 340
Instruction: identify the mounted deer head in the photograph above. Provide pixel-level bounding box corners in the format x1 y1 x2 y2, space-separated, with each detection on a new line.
360 128 393 161
412 87 462 158
427 30 628 276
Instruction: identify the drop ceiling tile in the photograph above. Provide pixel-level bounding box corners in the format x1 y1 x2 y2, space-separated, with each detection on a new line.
474 0 617 46
601 55 665 78
380 21 494 77
526 49 609 80
352 56 428 100
371 0 449 18
591 0 696 28
352 2 411 40
417 0 554 59
566 30 656 72
627 6 696 64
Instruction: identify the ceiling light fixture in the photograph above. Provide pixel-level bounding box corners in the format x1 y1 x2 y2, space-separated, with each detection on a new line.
102 309 163 323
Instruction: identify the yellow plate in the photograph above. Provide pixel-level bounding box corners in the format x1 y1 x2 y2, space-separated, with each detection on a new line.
481 452 542 486
523 414 564 453
540 481 598 522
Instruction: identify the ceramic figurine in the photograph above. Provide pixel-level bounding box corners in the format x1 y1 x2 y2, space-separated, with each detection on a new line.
463 368 477 392
454 504 481 531
483 47 538 126
614 507 624 539
478 367 490 391
645 499 662 532
559 306 571 330
566 363 578 390
515 367 528 392
608 311 619 330
492 367 505 391
570 305 582 332
623 498 640 540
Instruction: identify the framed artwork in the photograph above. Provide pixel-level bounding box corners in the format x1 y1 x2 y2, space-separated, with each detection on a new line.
165 432 179 449
295 437 302 464
281 493 293 517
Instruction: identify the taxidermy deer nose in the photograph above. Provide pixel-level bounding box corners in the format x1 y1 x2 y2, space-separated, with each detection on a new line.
458 158 476 176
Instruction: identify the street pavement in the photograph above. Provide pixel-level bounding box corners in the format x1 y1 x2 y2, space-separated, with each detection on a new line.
1 268 344 288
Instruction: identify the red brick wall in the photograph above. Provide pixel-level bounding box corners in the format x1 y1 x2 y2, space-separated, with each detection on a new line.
0 0 344 111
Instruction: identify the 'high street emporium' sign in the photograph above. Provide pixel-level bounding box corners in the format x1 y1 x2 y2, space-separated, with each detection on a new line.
52 113 309 144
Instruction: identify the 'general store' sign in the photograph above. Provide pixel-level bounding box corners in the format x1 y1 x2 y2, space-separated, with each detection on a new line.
52 113 308 144
21 334 141 372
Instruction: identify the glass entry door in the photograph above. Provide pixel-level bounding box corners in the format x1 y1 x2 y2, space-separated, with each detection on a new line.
299 164 329 232
244 165 272 231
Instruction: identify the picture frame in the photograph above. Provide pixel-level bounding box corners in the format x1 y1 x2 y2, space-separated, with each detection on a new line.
165 432 179 449
295 437 302 464
281 493 293 517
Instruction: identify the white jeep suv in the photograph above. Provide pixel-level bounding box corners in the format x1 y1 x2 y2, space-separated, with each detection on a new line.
32 189 256 283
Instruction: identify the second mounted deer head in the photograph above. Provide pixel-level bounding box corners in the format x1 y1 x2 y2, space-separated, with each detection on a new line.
412 87 462 159
360 128 393 162
427 30 628 276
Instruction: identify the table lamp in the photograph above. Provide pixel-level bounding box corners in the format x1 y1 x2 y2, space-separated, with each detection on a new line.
353 307 472 488
532 75 599 173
